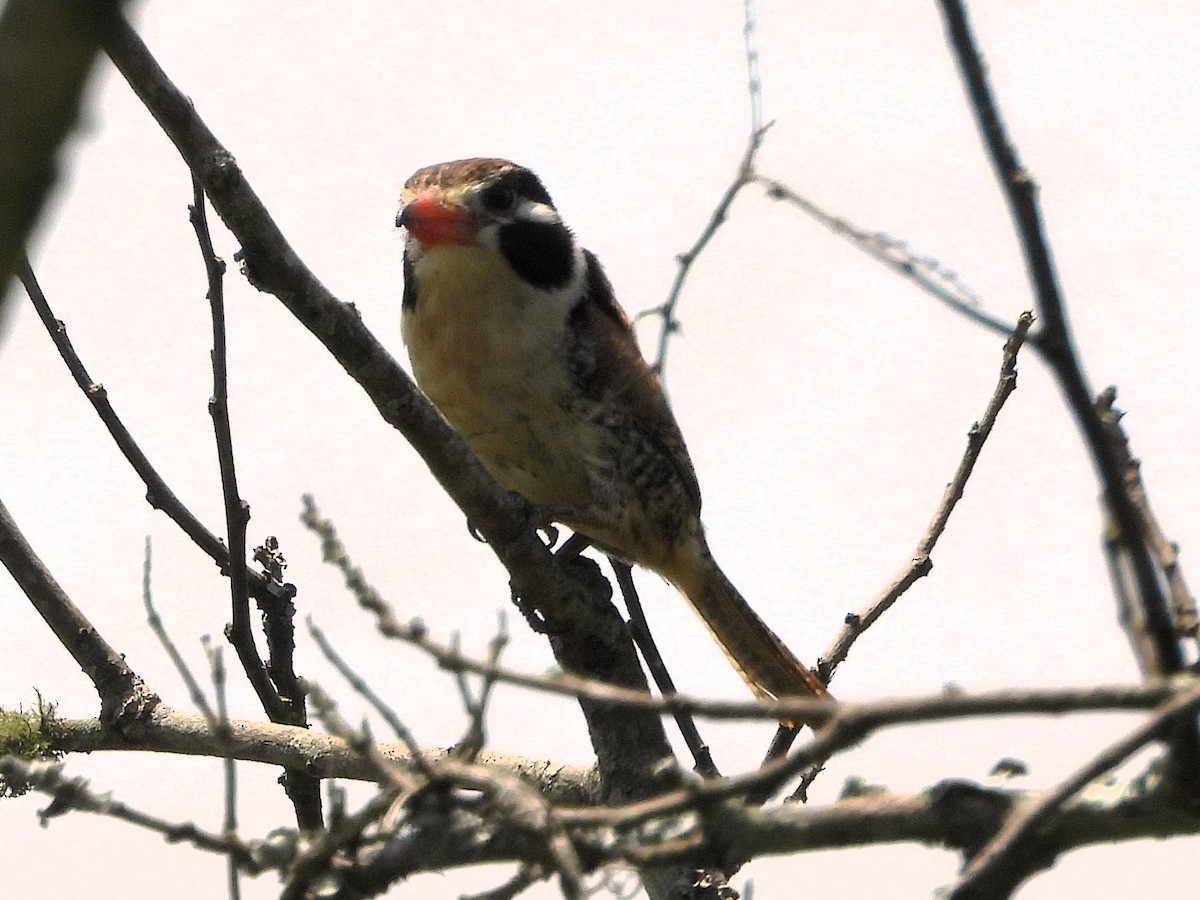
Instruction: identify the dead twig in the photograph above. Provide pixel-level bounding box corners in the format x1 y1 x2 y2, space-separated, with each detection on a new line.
639 0 770 378
820 312 1034 678
17 258 286 608
752 175 1014 339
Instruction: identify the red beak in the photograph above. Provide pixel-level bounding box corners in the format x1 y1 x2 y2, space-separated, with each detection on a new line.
397 191 477 246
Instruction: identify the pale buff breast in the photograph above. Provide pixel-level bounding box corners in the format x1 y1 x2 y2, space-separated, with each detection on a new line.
402 244 598 507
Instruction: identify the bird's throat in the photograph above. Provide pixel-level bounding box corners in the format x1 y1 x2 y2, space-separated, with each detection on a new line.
402 244 593 506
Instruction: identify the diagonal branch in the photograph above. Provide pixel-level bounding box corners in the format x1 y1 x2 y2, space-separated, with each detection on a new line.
820 312 1033 678
18 259 286 609
945 678 1200 899
937 0 1200 790
752 175 1016 339
0 496 158 727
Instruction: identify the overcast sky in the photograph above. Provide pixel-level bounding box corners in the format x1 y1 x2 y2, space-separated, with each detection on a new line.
2 3 1198 898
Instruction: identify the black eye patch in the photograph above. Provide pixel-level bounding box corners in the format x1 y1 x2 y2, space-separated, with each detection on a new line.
480 182 517 215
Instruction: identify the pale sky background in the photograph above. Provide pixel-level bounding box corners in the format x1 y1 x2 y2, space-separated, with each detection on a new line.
2 3 1198 898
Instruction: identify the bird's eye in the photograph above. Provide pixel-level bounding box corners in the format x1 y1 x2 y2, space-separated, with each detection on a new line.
480 182 517 215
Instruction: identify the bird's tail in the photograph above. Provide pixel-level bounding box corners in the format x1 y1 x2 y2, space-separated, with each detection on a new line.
661 537 830 719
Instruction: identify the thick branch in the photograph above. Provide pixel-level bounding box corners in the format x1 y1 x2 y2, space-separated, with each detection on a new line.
51 707 599 806
938 0 1200 846
938 0 1182 682
0 497 157 726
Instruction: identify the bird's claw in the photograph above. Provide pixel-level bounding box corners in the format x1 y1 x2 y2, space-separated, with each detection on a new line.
509 584 568 635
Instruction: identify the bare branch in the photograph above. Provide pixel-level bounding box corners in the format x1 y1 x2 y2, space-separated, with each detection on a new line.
17 259 286 608
742 0 763 134
189 182 261 701
752 175 1015 339
44 679 1200 817
612 558 718 778
945 679 1200 899
145 537 242 897
557 677 1200 833
640 0 770 377
190 178 323 831
342 569 1199 730
0 495 158 726
0 757 258 871
201 638 241 900
820 312 1033 677
52 706 600 806
937 0 1200 790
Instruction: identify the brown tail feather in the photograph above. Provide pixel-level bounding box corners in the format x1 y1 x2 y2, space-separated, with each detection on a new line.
662 538 830 720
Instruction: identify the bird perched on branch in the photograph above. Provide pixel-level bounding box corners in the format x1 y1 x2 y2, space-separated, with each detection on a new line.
396 157 828 711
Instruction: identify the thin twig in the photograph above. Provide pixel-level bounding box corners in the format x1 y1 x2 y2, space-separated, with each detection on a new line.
303 681 415 794
339 565 1200 728
612 559 718 778
202 637 241 900
142 536 218 727
752 176 1015 339
641 0 770 377
306 617 430 772
453 616 510 762
1 758 259 871
820 312 1034 678
17 257 283 607
189 178 323 831
555 676 1200 832
190 178 260 708
742 0 763 135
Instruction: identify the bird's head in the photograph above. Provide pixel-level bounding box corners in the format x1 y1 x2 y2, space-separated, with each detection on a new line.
396 158 582 293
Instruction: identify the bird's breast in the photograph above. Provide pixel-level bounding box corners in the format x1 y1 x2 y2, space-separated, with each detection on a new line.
402 245 597 506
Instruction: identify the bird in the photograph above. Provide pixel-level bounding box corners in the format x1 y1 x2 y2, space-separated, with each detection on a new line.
395 157 829 711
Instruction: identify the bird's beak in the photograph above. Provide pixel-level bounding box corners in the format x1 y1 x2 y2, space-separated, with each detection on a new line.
396 190 477 246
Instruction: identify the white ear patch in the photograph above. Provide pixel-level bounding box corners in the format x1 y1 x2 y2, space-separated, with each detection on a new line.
514 199 562 226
